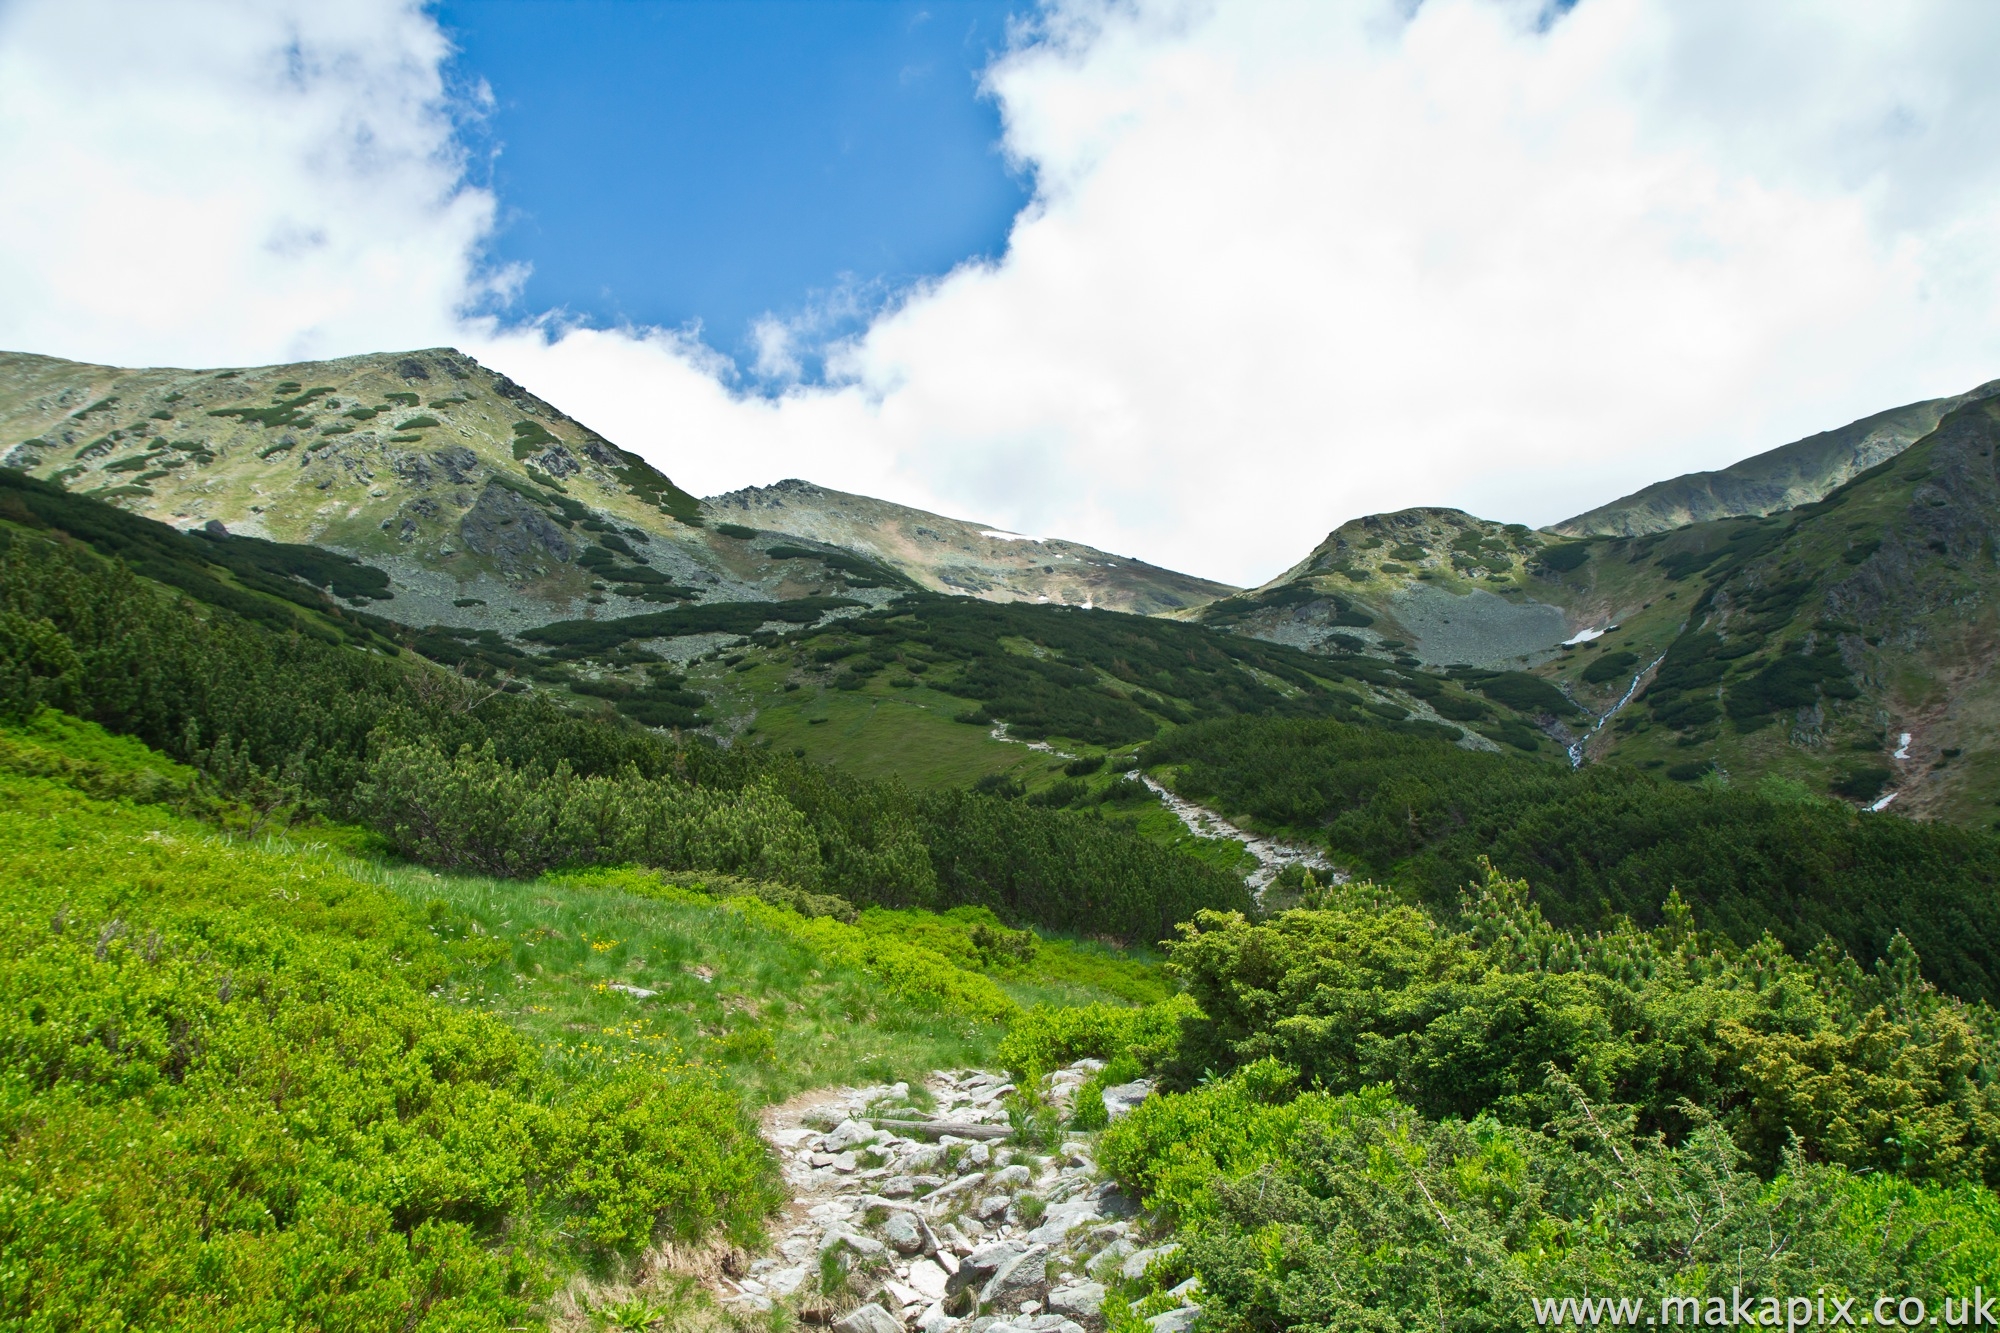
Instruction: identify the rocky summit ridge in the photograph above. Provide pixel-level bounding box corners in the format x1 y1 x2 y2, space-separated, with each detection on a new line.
705 479 1234 617
1553 377 2000 537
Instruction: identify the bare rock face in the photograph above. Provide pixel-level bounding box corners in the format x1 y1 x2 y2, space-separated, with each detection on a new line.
458 479 573 569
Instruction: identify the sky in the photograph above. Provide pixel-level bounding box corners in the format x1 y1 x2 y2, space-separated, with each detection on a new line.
4 0 2000 588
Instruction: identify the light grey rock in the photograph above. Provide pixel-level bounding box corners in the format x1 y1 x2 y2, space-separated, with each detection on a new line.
989 1165 1032 1190
1086 1239 1133 1277
980 1244 1050 1309
962 1240 1027 1278
908 1257 954 1302
824 1118 881 1152
1145 1306 1200 1333
767 1265 810 1296
835 1303 905 1333
879 1176 920 1199
1049 1280 1106 1319
1166 1278 1201 1302
957 1142 993 1172
1101 1080 1153 1121
1026 1198 1101 1245
904 1144 947 1173
972 1194 1011 1222
1120 1244 1177 1282
821 1228 888 1259
884 1211 926 1254
917 1300 957 1333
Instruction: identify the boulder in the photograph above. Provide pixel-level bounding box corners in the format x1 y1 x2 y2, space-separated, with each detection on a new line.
953 1240 1025 1288
980 1244 1050 1310
883 1211 926 1254
988 1165 1032 1190
1026 1198 1101 1246
824 1118 882 1153
1048 1281 1106 1319
821 1228 888 1260
835 1304 905 1333
1120 1244 1177 1282
972 1194 1011 1222
1145 1307 1200 1333
1101 1080 1153 1121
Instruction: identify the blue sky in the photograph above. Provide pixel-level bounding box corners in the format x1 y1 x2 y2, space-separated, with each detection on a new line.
435 0 1030 377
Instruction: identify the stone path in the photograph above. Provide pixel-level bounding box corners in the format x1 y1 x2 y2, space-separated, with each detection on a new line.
720 1062 1198 1333
1129 771 1337 900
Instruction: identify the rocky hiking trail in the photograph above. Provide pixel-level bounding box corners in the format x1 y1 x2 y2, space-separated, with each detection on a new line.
722 1062 1197 1333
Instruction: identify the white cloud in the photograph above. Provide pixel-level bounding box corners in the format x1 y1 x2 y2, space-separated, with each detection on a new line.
7 0 2000 586
0 0 495 368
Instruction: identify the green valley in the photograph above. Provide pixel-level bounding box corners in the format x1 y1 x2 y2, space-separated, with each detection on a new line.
10 345 2000 1332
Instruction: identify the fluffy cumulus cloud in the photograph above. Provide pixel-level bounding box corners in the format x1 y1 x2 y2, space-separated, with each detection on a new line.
6 0 2000 585
0 0 502 367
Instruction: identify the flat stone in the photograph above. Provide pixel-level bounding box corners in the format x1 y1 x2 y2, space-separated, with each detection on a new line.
835 1303 905 1333
768 1265 810 1296
908 1257 953 1302
1048 1281 1105 1319
822 1229 888 1259
879 1176 920 1199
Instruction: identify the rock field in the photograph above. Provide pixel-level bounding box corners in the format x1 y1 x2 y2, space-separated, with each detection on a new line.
725 1060 1197 1333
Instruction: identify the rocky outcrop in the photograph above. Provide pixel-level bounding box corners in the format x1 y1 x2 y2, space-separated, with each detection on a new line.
457 480 573 570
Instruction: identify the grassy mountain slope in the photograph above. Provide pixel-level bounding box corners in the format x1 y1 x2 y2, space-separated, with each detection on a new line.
705 477 1236 615
1554 377 2000 537
1562 395 2000 821
0 348 1235 636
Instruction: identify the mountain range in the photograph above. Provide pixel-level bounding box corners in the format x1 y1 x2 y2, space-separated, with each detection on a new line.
4 345 1995 823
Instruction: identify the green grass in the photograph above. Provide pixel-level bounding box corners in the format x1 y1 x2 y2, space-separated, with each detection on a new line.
717 662 1046 789
0 710 1173 1328
355 862 1003 1103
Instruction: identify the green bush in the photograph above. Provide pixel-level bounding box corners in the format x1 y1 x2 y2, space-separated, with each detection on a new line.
359 739 822 884
0 722 777 1328
1161 867 2000 1184
1098 1064 2000 1330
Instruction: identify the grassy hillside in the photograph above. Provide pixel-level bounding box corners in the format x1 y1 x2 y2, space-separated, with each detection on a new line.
1570 396 2000 819
0 348 1232 629
0 708 1162 1328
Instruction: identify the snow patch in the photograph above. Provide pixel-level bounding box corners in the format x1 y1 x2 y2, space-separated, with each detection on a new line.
979 529 1043 542
1893 732 1913 760
1869 791 1900 812
1561 624 1618 646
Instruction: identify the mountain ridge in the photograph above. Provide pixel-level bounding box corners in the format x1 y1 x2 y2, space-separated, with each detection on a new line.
1553 377 2000 536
